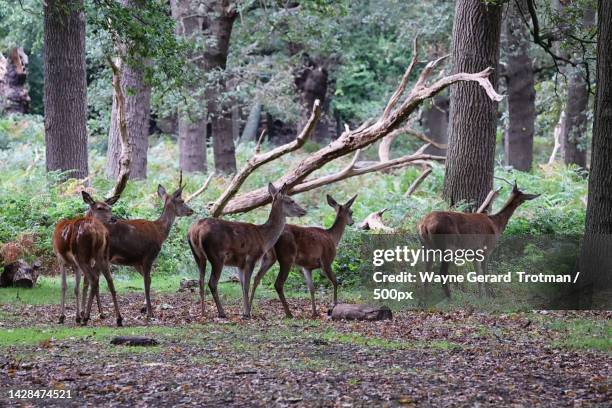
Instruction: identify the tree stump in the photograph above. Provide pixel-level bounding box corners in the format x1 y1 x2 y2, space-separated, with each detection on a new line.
0 260 40 288
110 337 158 346
330 304 393 321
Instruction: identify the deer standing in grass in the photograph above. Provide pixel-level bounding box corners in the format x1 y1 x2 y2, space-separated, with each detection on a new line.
187 183 306 319
90 181 194 320
418 182 539 297
250 194 357 318
53 192 123 326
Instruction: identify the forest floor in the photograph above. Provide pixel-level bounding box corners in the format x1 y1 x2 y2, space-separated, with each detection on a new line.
0 279 610 407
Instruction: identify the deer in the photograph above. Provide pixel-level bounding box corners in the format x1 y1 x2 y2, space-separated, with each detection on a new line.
53 191 123 326
250 194 357 318
417 182 539 297
187 183 307 319
87 179 194 320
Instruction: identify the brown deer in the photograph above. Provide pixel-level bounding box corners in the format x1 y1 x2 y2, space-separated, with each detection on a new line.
418 182 539 297
53 192 123 326
89 181 194 319
250 194 357 318
187 183 306 319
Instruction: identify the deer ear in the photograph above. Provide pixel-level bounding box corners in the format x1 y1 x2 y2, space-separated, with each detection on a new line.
82 191 95 206
105 195 119 206
268 183 278 198
327 194 339 208
345 194 358 208
512 181 519 193
157 184 167 199
523 193 540 201
173 185 184 198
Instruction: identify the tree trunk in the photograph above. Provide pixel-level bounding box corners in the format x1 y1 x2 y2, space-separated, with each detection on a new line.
443 0 502 209
43 0 88 179
204 0 237 174
421 95 449 156
240 102 262 142
295 56 331 144
106 1 151 180
0 47 30 114
172 0 207 173
585 0 612 234
503 0 535 171
554 3 594 168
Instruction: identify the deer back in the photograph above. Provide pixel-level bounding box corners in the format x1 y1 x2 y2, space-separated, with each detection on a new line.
53 216 109 266
278 224 337 269
103 219 166 265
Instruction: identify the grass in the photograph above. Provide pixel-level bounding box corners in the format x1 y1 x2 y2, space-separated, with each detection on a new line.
547 318 612 352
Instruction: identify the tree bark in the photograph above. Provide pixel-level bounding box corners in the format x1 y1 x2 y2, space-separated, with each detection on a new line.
204 0 237 174
172 0 207 173
558 6 595 168
443 0 502 209
421 95 449 156
43 0 88 179
585 0 612 234
503 0 535 171
0 48 30 114
106 1 151 180
295 56 331 143
240 102 262 142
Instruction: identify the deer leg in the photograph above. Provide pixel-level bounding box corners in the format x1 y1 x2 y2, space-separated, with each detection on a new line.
82 274 99 326
321 262 338 306
143 263 154 320
240 262 255 319
274 262 293 318
440 261 451 299
95 286 105 319
250 251 277 312
74 266 82 324
188 238 207 317
101 263 123 327
81 276 89 320
59 260 67 324
481 256 494 297
302 268 317 317
208 261 227 318
421 258 434 307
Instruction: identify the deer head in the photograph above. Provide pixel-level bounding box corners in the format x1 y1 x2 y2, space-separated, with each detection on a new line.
268 183 307 217
157 184 195 217
508 182 540 205
82 191 117 223
327 194 357 226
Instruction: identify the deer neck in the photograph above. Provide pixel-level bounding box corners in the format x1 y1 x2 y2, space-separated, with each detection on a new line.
155 202 176 241
259 200 286 252
490 198 522 233
327 214 347 246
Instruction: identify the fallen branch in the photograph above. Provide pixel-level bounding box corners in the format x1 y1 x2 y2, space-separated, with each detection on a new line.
107 56 131 201
358 209 396 233
404 166 433 197
219 46 502 215
185 172 215 204
476 187 502 214
208 100 321 217
548 110 566 165
289 148 444 196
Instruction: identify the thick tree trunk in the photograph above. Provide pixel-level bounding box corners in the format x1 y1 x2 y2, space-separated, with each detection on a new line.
443 0 502 209
240 102 262 142
204 0 237 174
106 0 151 180
421 95 449 156
295 57 331 144
503 0 535 171
172 0 207 173
43 0 88 179
585 0 612 234
0 48 30 114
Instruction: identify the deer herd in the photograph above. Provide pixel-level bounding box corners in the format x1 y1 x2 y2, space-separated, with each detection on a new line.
52 174 538 327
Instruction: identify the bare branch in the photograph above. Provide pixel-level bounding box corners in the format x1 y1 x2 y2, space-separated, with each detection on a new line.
289 151 444 196
254 129 266 154
382 36 419 119
548 111 565 165
476 187 502 214
404 128 448 150
185 172 215 204
221 53 502 215
106 56 131 201
209 99 322 217
404 166 433 197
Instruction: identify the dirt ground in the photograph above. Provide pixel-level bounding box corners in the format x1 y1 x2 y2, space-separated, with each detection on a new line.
0 291 610 407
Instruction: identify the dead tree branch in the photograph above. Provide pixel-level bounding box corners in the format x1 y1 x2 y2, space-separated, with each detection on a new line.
358 208 396 233
219 47 503 215
404 166 433 197
185 172 215 204
476 187 502 214
107 56 131 201
209 100 321 217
